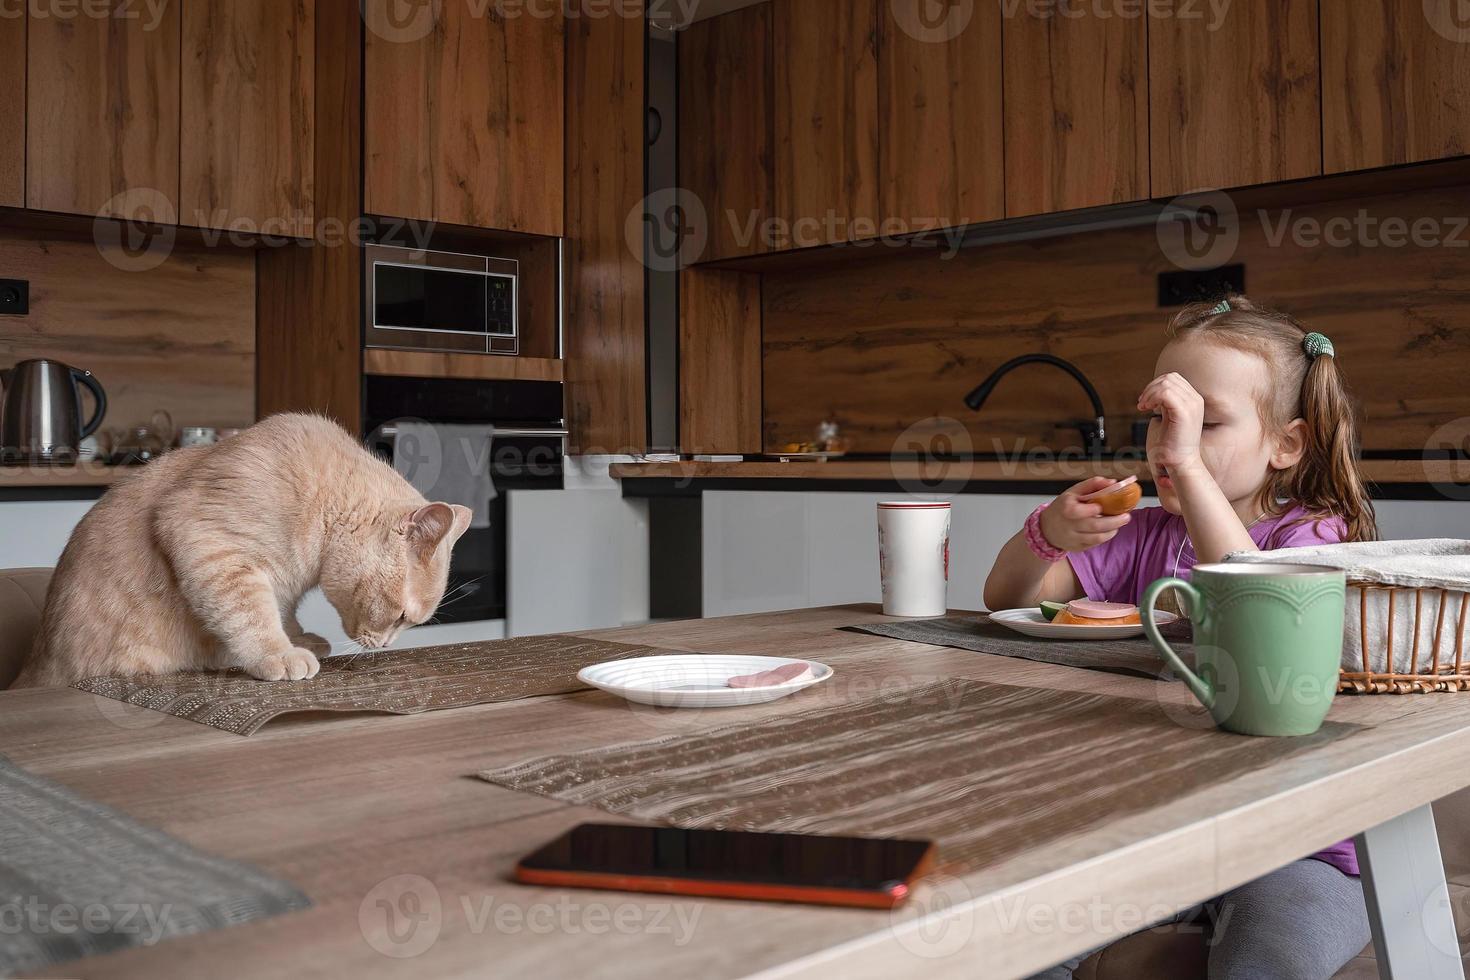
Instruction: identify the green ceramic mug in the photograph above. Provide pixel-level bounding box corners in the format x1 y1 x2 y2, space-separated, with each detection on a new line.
1142 563 1346 737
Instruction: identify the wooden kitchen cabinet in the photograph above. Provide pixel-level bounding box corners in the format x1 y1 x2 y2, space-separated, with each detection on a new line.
26 0 181 219
365 0 565 236
181 0 315 237
1149 0 1320 196
681 4 775 261
1322 0 1470 173
1003 5 1148 216
880 0 1003 230
773 0 879 247
0 9 23 208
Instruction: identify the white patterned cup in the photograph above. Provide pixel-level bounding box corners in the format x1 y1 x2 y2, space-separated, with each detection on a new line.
877 502 951 618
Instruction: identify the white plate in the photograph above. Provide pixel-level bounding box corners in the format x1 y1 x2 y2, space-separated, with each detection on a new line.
989 607 1179 640
578 655 833 708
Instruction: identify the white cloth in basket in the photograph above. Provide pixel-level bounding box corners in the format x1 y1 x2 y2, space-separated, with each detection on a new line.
1227 540 1470 674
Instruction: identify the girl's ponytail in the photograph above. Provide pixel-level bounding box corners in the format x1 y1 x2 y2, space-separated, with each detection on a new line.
1282 352 1378 542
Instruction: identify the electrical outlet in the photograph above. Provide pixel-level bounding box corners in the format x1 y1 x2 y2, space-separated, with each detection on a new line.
0 279 28 316
1157 265 1245 307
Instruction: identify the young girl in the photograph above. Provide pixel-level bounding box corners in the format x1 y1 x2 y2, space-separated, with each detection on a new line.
985 296 1378 979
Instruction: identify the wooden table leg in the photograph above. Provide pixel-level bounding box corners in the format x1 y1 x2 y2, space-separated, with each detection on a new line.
1356 803 1465 980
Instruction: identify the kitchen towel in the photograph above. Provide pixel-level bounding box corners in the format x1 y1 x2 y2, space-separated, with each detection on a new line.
479 678 1356 878
74 635 664 736
391 421 497 529
843 615 1194 680
0 754 309 976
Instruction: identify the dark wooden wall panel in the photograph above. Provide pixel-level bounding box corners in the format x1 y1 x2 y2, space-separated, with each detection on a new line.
881 0 1003 229
255 0 361 430
763 185 1470 456
1322 0 1470 174
181 0 316 236
0 10 23 208
1003 5 1148 216
365 0 565 235
680 268 761 454
1149 0 1320 196
681 4 774 261
773 0 879 247
565 5 646 454
0 227 255 431
26 0 181 218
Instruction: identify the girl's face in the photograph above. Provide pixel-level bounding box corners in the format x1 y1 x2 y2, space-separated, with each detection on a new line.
1147 338 1279 515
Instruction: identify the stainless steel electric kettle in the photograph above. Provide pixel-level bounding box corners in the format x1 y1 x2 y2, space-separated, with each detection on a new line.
0 359 108 463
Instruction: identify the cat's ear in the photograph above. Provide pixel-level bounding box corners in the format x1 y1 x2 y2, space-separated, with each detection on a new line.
404 503 458 557
446 504 473 542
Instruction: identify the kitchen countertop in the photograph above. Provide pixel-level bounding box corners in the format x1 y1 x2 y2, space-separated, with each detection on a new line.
609 457 1470 493
4 604 1468 978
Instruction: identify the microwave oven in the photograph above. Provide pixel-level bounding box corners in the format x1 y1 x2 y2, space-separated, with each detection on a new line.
364 244 519 355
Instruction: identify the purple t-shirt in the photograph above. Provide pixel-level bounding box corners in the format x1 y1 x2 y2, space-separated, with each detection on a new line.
1069 503 1359 876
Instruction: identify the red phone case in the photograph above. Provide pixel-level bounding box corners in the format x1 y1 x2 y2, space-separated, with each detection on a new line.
514 843 936 910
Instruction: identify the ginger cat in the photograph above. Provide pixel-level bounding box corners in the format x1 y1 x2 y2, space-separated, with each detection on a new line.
13 414 472 688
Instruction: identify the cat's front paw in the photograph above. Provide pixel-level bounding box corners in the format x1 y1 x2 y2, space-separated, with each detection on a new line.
244 647 321 682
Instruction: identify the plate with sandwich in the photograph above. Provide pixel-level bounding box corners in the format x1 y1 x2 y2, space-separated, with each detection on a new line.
990 599 1178 639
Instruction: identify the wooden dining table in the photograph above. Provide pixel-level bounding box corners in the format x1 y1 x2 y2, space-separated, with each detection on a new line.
3 604 1468 980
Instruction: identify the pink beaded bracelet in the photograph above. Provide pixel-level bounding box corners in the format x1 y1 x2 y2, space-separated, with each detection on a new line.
1024 503 1067 563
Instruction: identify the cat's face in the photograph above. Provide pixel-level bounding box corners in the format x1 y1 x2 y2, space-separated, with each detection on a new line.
321 502 473 650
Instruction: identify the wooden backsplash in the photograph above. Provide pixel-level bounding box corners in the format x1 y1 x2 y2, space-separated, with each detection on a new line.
763 184 1470 455
0 226 255 436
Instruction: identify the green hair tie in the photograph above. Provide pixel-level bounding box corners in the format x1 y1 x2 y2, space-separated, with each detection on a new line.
1303 332 1336 359
1209 299 1232 315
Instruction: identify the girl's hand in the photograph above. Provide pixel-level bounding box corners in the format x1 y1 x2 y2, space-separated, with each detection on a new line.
1039 477 1133 553
1139 372 1206 470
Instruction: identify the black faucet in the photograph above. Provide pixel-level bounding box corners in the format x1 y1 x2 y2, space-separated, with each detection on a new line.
963 353 1109 456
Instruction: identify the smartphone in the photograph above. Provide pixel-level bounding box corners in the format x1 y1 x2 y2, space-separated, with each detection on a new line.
514 823 936 909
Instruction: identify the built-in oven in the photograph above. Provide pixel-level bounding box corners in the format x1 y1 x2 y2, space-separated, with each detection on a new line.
364 244 520 355
364 376 564 625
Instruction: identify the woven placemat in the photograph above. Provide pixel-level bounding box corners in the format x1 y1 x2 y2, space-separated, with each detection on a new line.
0 754 309 974
480 679 1355 877
74 635 662 736
844 615 1194 679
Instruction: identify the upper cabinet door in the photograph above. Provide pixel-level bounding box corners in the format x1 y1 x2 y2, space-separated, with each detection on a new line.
881 0 1003 229
0 9 23 208
181 0 315 237
1003 5 1147 217
681 4 775 262
1149 0 1320 196
366 0 565 236
774 0 879 247
1322 0 1470 173
27 0 181 219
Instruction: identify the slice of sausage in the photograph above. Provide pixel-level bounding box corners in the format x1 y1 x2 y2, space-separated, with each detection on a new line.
727 662 813 689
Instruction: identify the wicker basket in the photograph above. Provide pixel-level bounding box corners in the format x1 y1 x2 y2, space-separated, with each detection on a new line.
1340 580 1470 694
